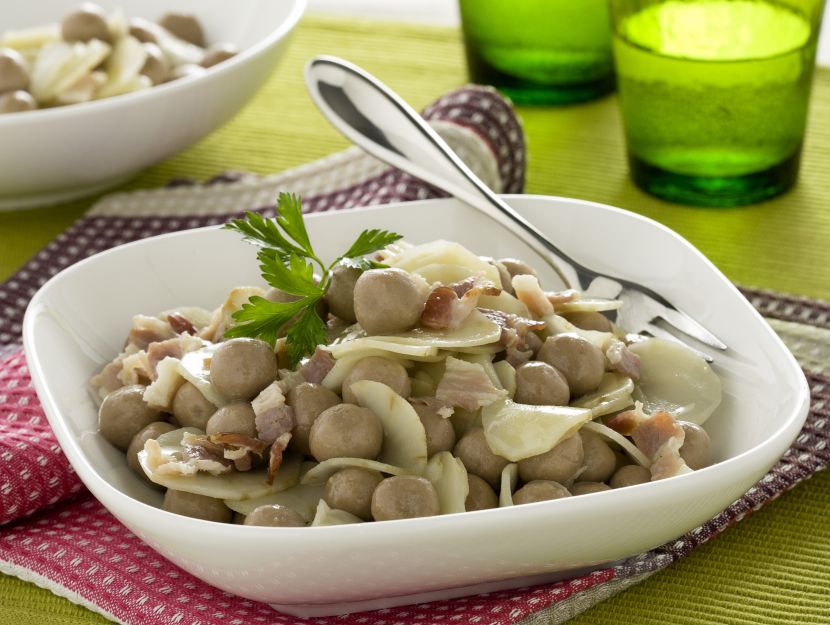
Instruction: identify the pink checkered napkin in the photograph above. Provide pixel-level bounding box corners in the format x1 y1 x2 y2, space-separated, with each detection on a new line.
1 85 830 625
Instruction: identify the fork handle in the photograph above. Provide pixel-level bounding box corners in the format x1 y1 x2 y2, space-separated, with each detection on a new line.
305 56 602 293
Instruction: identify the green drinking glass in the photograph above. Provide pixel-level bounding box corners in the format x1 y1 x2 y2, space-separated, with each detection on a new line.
610 0 826 206
459 0 615 105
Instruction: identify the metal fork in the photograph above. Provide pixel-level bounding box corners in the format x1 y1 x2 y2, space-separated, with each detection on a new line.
304 56 727 355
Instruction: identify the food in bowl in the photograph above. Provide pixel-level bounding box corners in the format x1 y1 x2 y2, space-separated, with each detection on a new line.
90 193 723 526
0 2 238 113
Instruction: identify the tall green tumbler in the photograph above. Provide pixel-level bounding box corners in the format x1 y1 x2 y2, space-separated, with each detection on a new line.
610 0 826 206
459 0 615 105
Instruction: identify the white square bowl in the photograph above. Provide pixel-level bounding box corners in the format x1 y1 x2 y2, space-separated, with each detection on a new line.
23 196 810 616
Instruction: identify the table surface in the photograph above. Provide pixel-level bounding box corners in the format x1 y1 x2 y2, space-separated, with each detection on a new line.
2 10 830 625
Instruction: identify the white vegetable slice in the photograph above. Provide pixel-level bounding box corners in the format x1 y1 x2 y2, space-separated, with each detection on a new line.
321 351 414 392
554 298 623 314
138 430 301 500
311 500 363 526
161 307 215 330
178 345 228 407
374 310 502 349
326 338 438 360
301 458 411 485
155 27 205 66
386 240 502 287
224 482 325 521
31 39 111 102
97 36 152 99
482 400 592 462
572 373 635 417
478 291 530 317
55 69 107 105
542 314 616 352
424 452 469 514
628 338 722 425
411 263 476 286
142 356 185 411
2 25 61 49
499 463 519 507
493 361 517 399
581 421 651 468
349 380 428 473
451 344 503 355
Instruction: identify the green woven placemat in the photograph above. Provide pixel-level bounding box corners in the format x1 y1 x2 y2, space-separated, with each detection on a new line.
2 14 830 625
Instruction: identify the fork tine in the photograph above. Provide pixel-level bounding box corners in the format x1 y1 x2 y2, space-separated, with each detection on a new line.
642 322 715 363
655 306 727 350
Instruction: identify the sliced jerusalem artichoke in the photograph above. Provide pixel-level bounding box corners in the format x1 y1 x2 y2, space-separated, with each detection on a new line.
424 451 469 514
224 482 324 521
138 428 301 500
349 380 429 473
498 463 519 507
572 373 635 417
481 400 592 462
301 458 411 485
310 500 363 526
385 240 502 287
628 338 722 425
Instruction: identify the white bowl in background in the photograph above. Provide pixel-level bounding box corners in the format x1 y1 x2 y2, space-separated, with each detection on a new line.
0 0 305 210
23 196 810 616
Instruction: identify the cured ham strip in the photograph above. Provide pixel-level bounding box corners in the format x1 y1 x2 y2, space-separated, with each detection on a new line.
630 410 690 481
421 276 501 330
435 356 507 411
128 314 175 350
252 382 296 444
512 274 554 317
546 289 579 307
605 339 641 380
299 347 335 384
606 402 650 436
168 312 197 335
146 334 205 376
478 308 545 360
268 432 292 485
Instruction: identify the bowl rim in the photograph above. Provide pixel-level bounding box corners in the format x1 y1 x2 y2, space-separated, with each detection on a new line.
22 194 812 535
0 0 306 127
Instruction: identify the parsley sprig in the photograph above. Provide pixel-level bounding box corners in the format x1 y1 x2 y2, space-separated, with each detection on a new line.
223 193 402 365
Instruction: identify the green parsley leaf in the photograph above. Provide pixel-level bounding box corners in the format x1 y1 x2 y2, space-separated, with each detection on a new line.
224 211 304 260
224 296 307 346
224 194 403 366
341 228 403 259
339 256 389 272
285 304 328 366
274 193 314 256
258 249 323 298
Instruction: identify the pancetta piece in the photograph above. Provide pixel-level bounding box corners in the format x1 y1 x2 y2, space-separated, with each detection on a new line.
268 432 292 484
630 410 690 481
512 274 554 317
299 347 335 384
435 356 507 411
199 286 266 342
546 289 579 307
606 401 650 436
128 314 176 350
605 339 641 381
252 382 296 444
167 312 197 335
146 334 206 376
421 275 501 330
478 308 545 355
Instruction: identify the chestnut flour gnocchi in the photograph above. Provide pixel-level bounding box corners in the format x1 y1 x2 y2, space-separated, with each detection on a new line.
90 194 722 526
